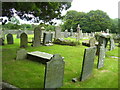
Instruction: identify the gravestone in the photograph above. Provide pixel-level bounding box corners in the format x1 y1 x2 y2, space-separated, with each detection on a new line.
16 49 27 60
80 46 96 81
55 26 61 39
70 27 73 36
33 26 42 47
64 29 68 38
44 54 65 88
109 38 115 51
97 45 105 69
0 38 4 45
89 38 96 47
20 32 28 48
43 32 53 45
6 33 14 44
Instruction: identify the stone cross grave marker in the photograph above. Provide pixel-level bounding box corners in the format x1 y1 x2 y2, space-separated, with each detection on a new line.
55 26 61 39
44 54 65 88
16 49 27 60
80 46 96 81
20 32 28 48
33 26 42 47
43 32 53 45
97 45 105 69
6 33 14 44
89 38 96 47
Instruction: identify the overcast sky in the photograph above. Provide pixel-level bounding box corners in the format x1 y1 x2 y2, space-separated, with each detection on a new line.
62 0 119 19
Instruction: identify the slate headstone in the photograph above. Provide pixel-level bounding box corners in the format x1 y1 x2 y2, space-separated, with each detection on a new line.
44 54 65 88
97 45 105 69
6 33 14 44
80 46 96 81
33 26 42 47
43 32 53 45
16 49 27 60
20 32 28 48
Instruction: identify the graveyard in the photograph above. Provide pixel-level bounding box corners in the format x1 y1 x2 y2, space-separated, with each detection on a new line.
1 1 119 89
1 32 119 88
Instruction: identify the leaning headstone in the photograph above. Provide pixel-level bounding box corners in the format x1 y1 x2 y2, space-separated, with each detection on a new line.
55 26 61 39
33 26 42 47
43 32 53 45
109 38 115 51
20 32 28 48
80 46 96 81
97 45 105 69
16 49 27 60
89 38 96 47
6 33 14 44
44 54 65 88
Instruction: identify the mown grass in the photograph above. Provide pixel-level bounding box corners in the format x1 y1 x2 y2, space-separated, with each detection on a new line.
2 34 119 88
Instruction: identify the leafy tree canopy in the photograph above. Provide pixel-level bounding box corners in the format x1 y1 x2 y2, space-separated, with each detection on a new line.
2 2 71 25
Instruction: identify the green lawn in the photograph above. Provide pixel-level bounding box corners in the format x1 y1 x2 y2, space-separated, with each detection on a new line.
2 34 119 88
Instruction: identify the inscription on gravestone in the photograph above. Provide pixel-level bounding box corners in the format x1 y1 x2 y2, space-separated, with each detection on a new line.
6 33 14 44
80 46 96 81
44 54 65 88
20 33 28 48
97 45 105 69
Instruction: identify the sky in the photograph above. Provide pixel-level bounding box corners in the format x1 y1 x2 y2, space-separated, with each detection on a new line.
63 0 119 19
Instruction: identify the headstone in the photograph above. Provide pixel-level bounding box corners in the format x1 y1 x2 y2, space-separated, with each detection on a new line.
109 38 115 51
80 46 96 81
97 45 105 69
106 29 110 33
70 27 73 36
43 32 53 45
20 32 28 48
55 26 61 39
89 38 96 47
33 26 42 47
6 33 14 44
64 29 68 38
44 54 65 88
16 49 27 60
0 38 4 45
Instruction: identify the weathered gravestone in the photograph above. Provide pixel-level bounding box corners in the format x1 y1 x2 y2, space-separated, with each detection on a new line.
109 38 115 51
33 26 42 47
55 26 61 39
6 33 14 44
97 45 105 69
64 29 68 38
43 32 53 45
80 46 96 81
70 27 73 36
20 33 28 48
44 54 65 88
16 49 27 60
89 38 96 47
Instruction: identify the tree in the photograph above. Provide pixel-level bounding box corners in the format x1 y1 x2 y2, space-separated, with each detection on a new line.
2 2 71 25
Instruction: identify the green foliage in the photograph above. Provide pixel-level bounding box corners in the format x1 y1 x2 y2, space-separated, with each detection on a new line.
2 2 71 24
45 25 55 31
62 10 114 33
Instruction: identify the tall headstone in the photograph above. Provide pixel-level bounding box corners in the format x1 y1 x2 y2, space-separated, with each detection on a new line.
20 32 28 48
70 27 73 36
43 32 53 45
80 46 96 81
6 33 14 44
55 26 61 39
44 54 65 88
97 45 105 69
33 26 42 47
16 49 27 60
109 38 115 51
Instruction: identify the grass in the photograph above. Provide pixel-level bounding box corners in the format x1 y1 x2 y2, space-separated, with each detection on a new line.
2 34 119 88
